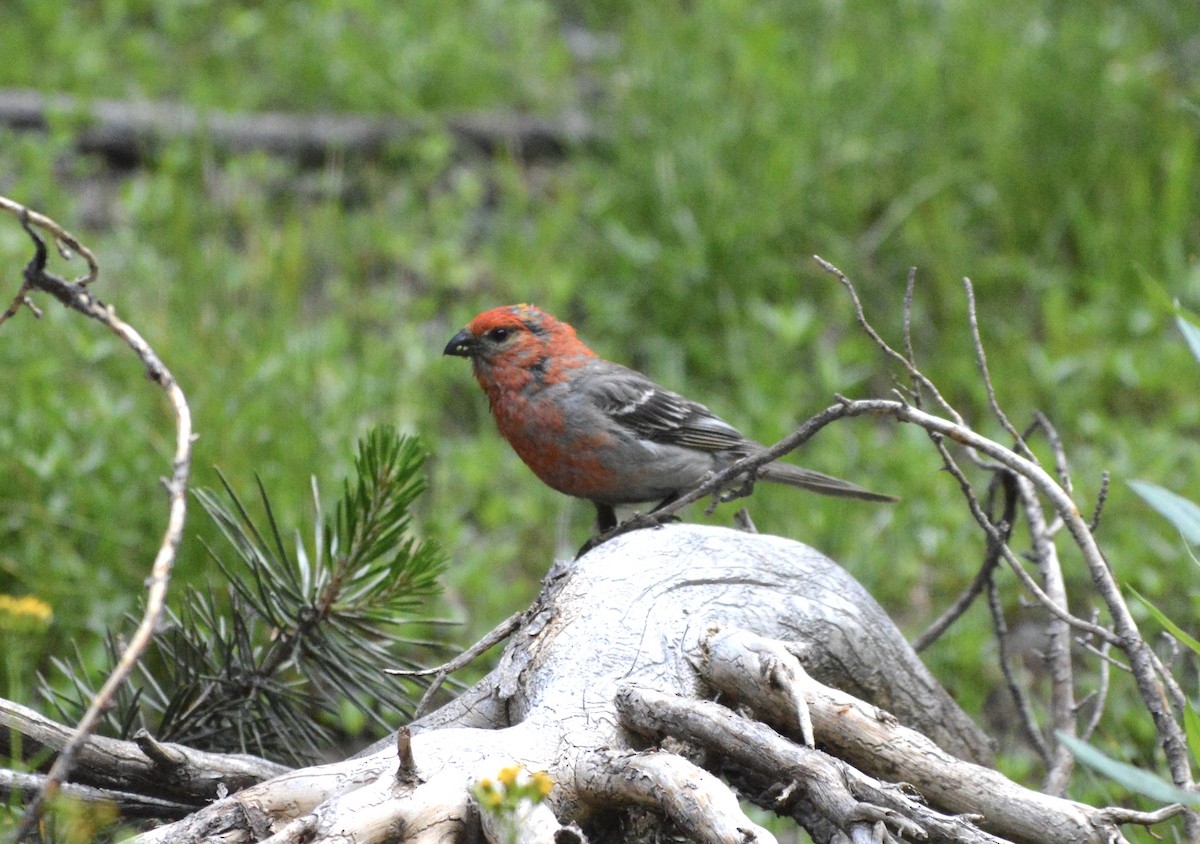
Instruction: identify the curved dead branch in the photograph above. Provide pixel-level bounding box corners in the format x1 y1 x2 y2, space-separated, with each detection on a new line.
0 699 287 811
0 199 194 838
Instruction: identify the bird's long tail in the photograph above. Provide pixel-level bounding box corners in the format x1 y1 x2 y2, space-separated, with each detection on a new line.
758 461 898 503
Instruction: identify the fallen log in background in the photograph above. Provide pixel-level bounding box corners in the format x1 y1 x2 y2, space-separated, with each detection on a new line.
0 88 600 167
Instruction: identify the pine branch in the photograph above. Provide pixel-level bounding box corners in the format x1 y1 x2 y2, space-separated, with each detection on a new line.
38 427 448 766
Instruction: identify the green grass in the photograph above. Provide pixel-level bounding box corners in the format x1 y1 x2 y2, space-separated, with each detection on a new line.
1 0 1199 835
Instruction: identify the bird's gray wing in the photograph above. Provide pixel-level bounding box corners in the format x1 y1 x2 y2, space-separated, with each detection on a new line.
581 364 749 452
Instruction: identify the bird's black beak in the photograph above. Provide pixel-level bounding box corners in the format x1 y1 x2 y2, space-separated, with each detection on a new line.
443 328 476 357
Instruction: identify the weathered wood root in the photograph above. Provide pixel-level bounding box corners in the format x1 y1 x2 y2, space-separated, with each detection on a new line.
696 628 1117 843
0 698 288 813
575 747 778 844
18 526 1173 843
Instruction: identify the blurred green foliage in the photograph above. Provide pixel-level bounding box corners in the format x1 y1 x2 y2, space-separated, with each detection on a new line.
0 0 1198 830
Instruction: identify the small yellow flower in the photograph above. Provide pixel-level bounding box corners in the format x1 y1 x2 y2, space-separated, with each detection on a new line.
496 765 522 788
0 594 53 633
530 771 553 799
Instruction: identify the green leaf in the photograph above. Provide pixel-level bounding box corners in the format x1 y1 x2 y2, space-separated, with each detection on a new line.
1057 731 1200 807
1177 313 1200 364
1185 701 1200 768
1136 268 1179 315
1128 480 1200 545
1129 586 1200 658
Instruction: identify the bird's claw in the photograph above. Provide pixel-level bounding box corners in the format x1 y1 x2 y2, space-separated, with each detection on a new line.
720 476 757 503
575 510 675 558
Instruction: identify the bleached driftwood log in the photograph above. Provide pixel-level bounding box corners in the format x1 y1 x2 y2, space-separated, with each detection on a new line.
125 524 1155 844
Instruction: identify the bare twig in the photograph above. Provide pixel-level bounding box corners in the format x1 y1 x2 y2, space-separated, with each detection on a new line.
1089 471 1110 533
987 574 1052 767
814 255 962 426
1079 636 1112 743
386 611 524 718
3 200 193 840
576 402 861 556
0 197 98 285
819 261 1195 824
912 471 1016 652
1031 411 1074 498
1074 634 1131 674
817 257 1010 478
1015 472 1076 797
963 277 1035 463
0 198 99 328
902 267 923 408
0 276 37 325
931 434 1118 644
1096 803 1188 826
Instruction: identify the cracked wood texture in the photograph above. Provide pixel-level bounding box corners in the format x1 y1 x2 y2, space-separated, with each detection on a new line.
133 524 997 843
504 523 993 767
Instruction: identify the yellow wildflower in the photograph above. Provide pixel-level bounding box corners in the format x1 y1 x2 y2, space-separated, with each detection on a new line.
496 765 522 787
0 594 53 633
530 771 553 799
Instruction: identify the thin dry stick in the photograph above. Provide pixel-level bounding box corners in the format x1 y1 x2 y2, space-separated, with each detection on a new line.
1022 414 1070 538
3 202 193 841
963 277 1036 464
1097 804 1187 827
0 198 99 327
1016 474 1077 797
1075 634 1131 673
817 256 1005 475
600 263 1195 813
815 255 962 426
1079 635 1112 743
906 405 1058 763
0 198 99 284
912 472 1016 653
901 267 923 408
1031 411 1075 499
1088 471 1110 534
930 433 1119 645
0 271 38 324
599 393 1123 649
826 261 1195 821
386 611 524 718
577 401 860 555
986 572 1052 767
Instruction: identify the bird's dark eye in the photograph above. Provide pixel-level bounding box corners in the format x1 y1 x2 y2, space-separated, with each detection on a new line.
487 327 511 342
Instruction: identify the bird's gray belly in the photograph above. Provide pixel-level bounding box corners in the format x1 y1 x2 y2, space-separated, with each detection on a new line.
592 439 722 505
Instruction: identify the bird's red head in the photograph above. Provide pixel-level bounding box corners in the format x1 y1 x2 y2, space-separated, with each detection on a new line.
443 304 595 391
468 304 559 340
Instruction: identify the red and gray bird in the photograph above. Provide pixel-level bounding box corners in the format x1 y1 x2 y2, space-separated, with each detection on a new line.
444 304 894 531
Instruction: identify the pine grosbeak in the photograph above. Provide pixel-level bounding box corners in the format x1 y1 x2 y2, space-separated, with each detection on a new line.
444 304 894 531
